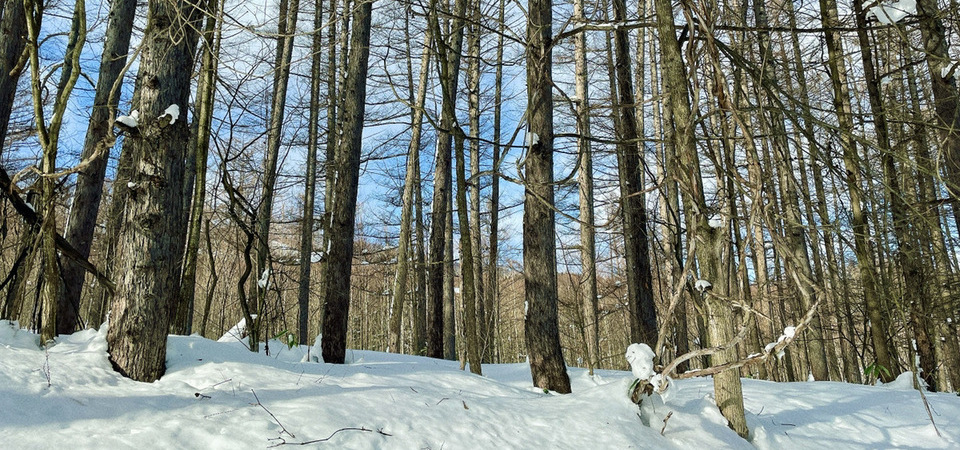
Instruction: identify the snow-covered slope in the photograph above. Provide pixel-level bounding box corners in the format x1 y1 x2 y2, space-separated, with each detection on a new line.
1 320 957 449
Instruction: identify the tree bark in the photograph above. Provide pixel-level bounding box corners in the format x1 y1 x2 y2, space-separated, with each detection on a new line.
574 0 599 374
57 0 136 333
389 21 432 353
466 0 486 360
486 0 506 363
456 132 482 375
297 0 324 346
251 0 300 352
426 0 467 359
174 0 222 336
611 0 657 346
751 0 830 381
106 0 201 382
320 0 373 364
524 0 571 394
853 1 933 389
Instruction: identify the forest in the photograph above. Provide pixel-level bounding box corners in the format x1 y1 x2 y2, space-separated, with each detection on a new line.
1 0 960 440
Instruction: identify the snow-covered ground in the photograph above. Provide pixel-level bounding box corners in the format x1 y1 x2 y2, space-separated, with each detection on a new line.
1 320 957 449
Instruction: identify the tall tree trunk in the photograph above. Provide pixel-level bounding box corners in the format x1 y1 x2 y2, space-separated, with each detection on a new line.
389 22 432 353
611 0 657 346
0 0 26 156
751 0 829 381
455 132 482 374
650 25 689 373
524 0 571 394
320 0 373 364
466 0 485 361
251 0 300 352
426 0 467 359
573 0 599 374
317 0 340 333
174 0 222 336
297 0 324 346
25 0 84 342
654 0 747 435
486 0 506 363
853 1 933 389
106 0 202 382
779 0 843 381
819 0 894 381
58 0 137 333
905 44 960 391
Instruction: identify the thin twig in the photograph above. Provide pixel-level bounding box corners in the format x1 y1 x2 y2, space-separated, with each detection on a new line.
660 411 673 435
251 389 294 438
268 427 392 447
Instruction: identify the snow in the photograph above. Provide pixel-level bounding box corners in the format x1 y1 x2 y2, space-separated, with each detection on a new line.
115 110 139 128
529 132 539 146
943 62 959 79
764 326 797 359
694 279 712 292
257 267 270 289
867 0 916 24
625 343 656 380
2 320 959 449
708 215 724 229
163 104 180 125
782 326 796 339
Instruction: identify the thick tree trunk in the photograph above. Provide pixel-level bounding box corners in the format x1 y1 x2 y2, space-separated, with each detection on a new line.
524 0 571 394
106 0 201 382
611 0 657 346
320 0 373 364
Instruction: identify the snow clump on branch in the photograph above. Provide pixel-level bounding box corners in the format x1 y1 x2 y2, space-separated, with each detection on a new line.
694 279 712 293
866 0 916 25
116 110 139 128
